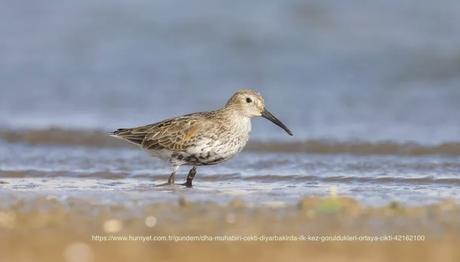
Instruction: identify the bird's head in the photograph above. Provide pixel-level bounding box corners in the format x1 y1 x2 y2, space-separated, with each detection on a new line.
225 89 293 136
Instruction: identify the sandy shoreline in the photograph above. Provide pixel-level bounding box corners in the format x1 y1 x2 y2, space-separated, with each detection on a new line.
1 196 459 261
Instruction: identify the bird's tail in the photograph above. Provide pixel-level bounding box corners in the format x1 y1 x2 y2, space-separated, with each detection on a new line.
109 128 146 145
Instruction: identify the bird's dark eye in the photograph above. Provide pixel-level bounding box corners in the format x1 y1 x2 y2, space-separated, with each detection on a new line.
246 97 252 103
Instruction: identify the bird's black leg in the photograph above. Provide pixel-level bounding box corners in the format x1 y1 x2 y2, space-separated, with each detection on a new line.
182 167 197 187
167 165 181 185
156 166 179 186
167 171 176 184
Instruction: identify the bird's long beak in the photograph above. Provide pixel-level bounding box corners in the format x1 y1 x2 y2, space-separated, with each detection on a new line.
261 109 293 136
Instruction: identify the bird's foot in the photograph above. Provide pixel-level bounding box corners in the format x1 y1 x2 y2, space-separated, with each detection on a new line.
155 167 196 187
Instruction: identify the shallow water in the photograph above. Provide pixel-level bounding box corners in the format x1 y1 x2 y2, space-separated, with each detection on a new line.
1 140 459 207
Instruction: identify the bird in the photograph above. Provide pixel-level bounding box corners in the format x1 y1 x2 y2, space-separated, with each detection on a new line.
110 89 293 187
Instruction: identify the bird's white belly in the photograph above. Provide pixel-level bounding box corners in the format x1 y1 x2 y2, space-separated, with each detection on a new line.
176 134 249 166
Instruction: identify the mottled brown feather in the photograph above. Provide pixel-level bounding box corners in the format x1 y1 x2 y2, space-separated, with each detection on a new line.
113 112 219 152
141 113 212 151
112 123 156 145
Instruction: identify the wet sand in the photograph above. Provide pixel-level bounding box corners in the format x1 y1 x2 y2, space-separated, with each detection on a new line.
1 196 459 262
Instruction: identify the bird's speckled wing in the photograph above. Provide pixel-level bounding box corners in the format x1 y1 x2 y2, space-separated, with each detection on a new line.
142 114 213 151
112 112 216 151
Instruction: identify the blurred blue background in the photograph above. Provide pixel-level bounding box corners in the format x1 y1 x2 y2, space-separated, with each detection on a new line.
1 0 459 143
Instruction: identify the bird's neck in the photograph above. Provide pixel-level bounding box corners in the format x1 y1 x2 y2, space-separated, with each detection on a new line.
217 107 252 134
